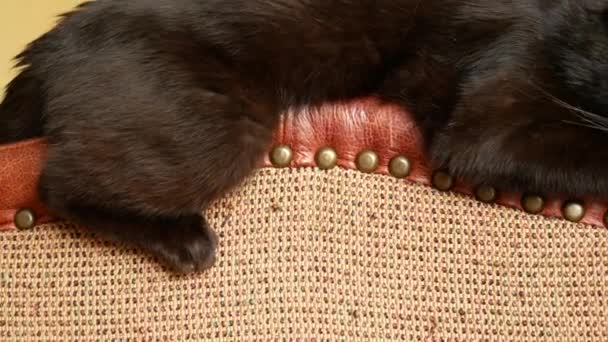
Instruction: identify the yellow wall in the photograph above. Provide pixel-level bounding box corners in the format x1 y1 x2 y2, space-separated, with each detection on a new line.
0 1 84 95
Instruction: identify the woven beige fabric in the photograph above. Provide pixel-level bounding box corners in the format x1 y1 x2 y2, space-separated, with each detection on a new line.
1 167 607 341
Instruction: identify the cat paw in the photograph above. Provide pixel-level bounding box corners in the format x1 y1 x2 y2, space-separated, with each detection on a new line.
148 220 218 274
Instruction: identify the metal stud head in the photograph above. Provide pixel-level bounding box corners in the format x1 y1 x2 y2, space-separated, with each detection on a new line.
522 195 544 214
432 171 454 191
562 201 585 223
388 156 411 179
14 209 36 230
315 147 338 170
475 185 497 203
269 145 293 168
356 150 379 173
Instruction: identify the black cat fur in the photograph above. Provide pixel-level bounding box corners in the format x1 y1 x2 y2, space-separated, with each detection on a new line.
1 0 608 272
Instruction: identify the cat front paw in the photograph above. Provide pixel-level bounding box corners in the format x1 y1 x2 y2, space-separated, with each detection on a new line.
147 218 218 274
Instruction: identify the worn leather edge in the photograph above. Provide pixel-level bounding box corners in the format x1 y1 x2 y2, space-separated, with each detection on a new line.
1 98 606 230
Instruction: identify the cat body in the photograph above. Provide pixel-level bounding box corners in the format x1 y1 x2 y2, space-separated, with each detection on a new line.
1 0 607 272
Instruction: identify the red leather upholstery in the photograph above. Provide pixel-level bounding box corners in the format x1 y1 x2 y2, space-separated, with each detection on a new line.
262 98 432 184
1 98 606 230
0 138 52 229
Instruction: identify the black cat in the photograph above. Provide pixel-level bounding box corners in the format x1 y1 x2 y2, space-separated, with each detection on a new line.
1 0 607 273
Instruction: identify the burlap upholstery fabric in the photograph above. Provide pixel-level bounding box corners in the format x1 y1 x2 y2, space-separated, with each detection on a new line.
1 167 606 340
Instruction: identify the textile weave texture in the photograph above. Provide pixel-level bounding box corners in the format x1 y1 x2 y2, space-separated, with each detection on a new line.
1 167 606 340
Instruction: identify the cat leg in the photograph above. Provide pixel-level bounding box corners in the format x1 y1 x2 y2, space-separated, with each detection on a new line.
38 194 218 274
37 89 277 273
428 76 608 197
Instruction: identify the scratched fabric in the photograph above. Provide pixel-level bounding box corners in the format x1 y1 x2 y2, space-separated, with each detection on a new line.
1 167 606 341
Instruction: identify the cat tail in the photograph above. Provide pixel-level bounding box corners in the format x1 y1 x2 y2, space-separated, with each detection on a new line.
0 61 45 144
